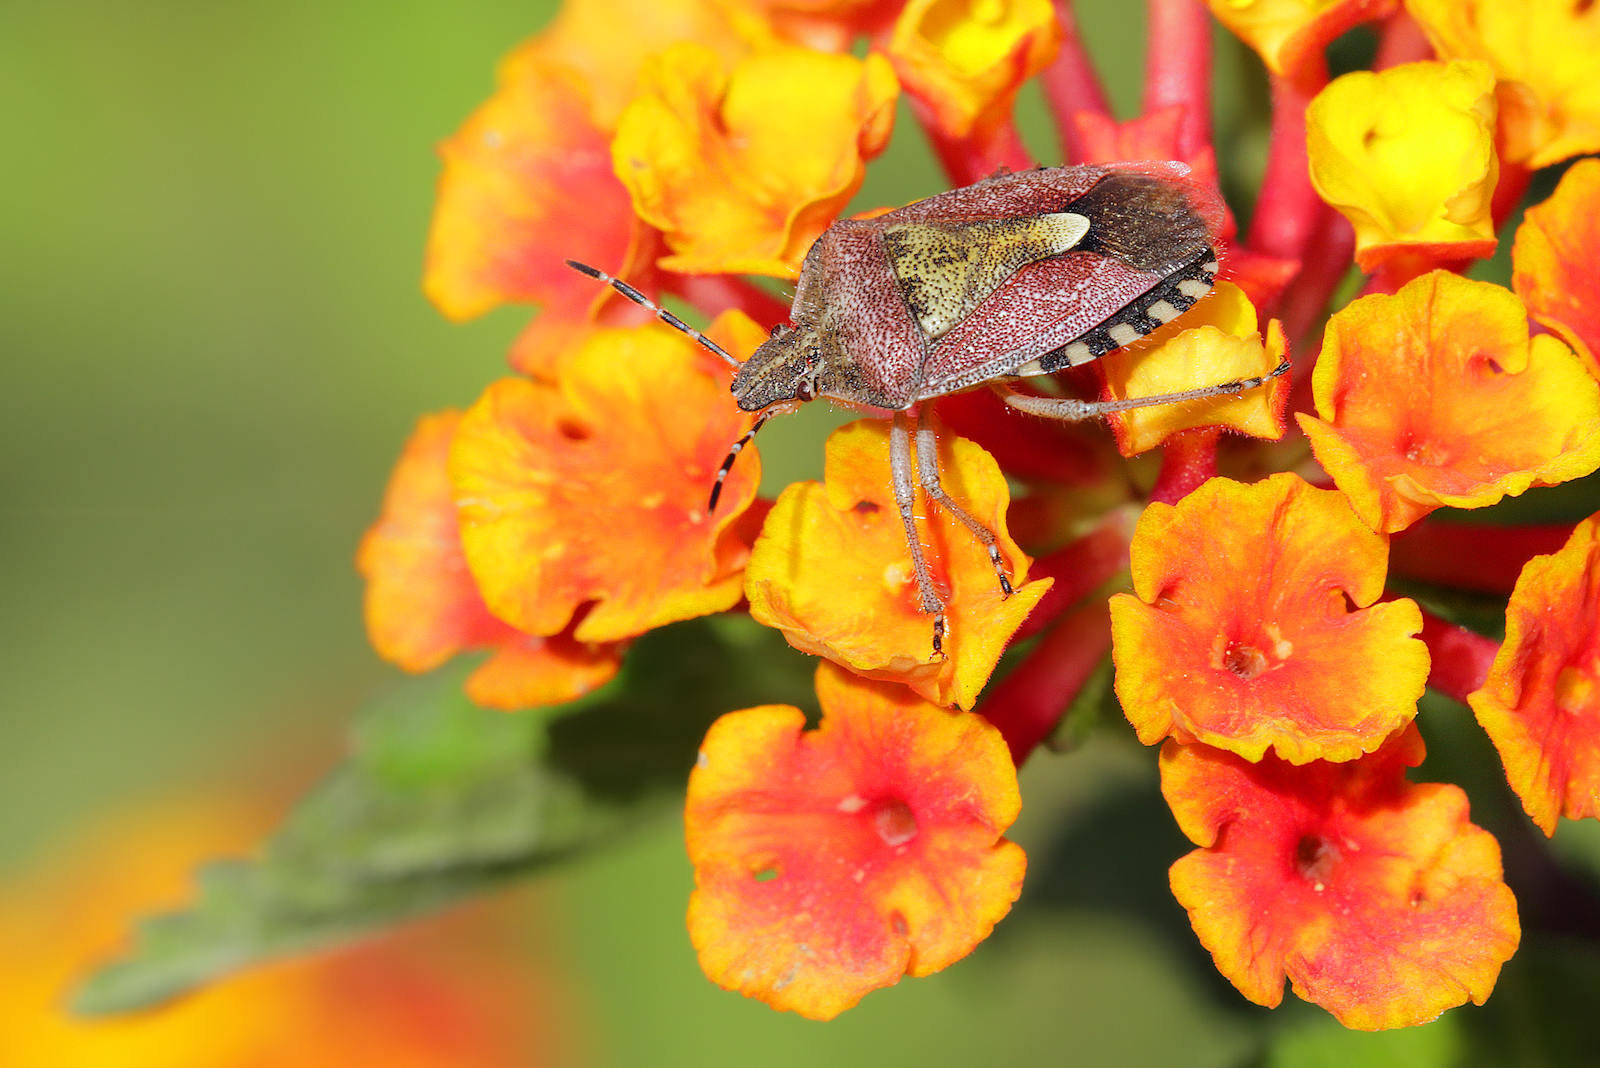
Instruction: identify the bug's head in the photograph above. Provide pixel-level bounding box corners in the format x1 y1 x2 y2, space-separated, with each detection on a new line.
731 324 835 412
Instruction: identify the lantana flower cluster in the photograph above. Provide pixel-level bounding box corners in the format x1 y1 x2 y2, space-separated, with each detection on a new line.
361 0 1600 1029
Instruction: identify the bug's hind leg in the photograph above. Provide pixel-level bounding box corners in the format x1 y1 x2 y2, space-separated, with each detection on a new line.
889 411 948 659
996 356 1289 421
914 408 1013 598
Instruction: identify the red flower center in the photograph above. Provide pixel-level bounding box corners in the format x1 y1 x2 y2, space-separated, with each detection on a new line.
872 799 919 847
1294 833 1341 890
1222 641 1270 679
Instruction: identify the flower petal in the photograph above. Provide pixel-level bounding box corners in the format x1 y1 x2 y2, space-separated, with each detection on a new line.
1297 271 1600 534
1469 514 1600 835
1408 0 1600 168
1111 473 1428 763
1163 731 1520 1030
450 316 764 643
1513 157 1600 377
1100 281 1290 457
612 42 898 276
886 0 1063 141
1307 60 1499 272
1206 0 1398 85
356 411 624 709
686 662 1025 1019
744 418 1052 709
423 60 656 323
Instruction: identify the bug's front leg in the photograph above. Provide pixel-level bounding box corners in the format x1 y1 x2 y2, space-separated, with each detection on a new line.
914 407 1013 598
889 410 947 659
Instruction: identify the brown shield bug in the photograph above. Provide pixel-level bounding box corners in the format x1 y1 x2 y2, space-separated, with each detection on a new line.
569 161 1286 657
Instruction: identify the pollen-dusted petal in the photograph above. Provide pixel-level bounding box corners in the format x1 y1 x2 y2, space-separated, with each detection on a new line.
1307 60 1498 272
1297 271 1600 534
423 60 656 323
1205 0 1397 84
1162 732 1520 1030
744 419 1052 710
450 317 762 644
885 0 1063 141
612 42 898 277
356 411 626 710
686 662 1025 1019
1469 515 1600 836
1100 282 1290 458
1408 0 1600 168
1513 157 1600 376
1110 473 1428 764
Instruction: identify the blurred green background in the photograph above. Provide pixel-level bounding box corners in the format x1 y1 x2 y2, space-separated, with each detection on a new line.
6 3 1590 1065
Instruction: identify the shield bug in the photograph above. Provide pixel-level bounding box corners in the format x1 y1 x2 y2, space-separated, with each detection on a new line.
569 161 1286 656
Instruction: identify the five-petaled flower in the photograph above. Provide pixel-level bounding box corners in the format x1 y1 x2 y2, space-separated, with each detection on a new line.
356 0 1600 1030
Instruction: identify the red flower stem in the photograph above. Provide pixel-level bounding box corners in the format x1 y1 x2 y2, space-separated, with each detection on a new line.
1390 520 1573 595
921 106 1036 186
1248 70 1325 259
671 272 792 328
1418 609 1499 703
979 600 1114 766
1372 8 1434 70
1492 160 1533 230
1148 428 1220 506
1042 0 1113 163
1010 512 1133 644
1277 211 1354 348
1143 0 1213 158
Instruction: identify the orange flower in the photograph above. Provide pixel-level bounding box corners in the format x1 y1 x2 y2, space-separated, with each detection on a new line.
1306 60 1498 272
423 60 656 326
685 662 1025 1020
450 316 765 643
744 418 1052 709
357 411 624 710
1469 514 1600 836
612 42 897 276
1111 473 1427 763
1099 281 1290 457
885 0 1063 141
2 801 561 1066
1408 0 1600 168
1297 271 1600 534
723 0 904 49
1513 157 1600 377
1163 730 1520 1030
1206 0 1397 85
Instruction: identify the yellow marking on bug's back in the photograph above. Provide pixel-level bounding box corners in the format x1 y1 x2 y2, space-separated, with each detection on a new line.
883 212 1091 340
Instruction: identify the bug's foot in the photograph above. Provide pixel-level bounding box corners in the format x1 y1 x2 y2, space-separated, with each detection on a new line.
931 614 949 661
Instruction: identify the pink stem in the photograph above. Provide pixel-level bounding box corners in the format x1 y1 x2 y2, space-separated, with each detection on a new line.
979 600 1114 766
1010 513 1133 644
922 106 1036 186
1492 161 1533 230
670 272 792 328
1418 609 1500 704
1143 0 1213 158
1390 521 1572 595
1148 428 1220 506
1042 0 1113 163
1372 8 1434 70
1248 68 1327 263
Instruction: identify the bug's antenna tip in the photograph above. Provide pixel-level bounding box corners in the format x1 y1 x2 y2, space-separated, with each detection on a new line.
1270 357 1291 378
565 259 601 278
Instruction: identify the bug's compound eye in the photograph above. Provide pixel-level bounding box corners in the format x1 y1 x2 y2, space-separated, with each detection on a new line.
794 346 823 402
796 377 817 402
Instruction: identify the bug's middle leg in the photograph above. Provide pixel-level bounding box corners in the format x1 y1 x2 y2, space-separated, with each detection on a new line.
889 410 947 658
914 408 1013 597
994 356 1290 421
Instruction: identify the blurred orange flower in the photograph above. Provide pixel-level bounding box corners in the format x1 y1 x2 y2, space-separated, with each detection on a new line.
1163 730 1520 1030
1206 0 1396 84
686 662 1025 1019
1513 157 1600 376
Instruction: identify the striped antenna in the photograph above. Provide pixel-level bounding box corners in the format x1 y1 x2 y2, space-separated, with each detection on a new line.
708 411 773 513
565 260 742 369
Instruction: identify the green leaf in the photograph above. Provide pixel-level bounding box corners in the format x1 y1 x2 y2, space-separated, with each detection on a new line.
72 616 813 1015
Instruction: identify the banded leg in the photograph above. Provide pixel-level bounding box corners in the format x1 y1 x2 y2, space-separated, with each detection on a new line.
914 408 1013 598
997 356 1289 422
889 411 947 659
